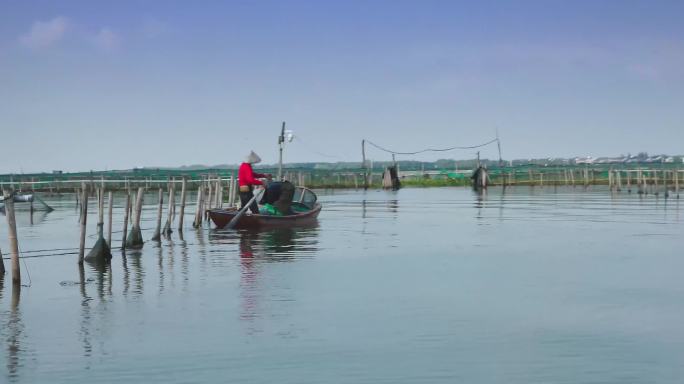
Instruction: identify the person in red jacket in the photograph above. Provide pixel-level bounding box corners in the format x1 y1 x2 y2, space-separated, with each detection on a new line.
238 151 271 214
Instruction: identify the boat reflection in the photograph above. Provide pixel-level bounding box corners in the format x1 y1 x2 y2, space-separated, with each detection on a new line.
230 226 319 331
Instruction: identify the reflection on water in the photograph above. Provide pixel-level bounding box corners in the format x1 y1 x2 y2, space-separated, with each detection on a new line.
1 188 684 383
1 209 51 228
2 282 23 383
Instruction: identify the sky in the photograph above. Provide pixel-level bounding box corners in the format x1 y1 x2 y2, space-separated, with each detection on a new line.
0 0 683 173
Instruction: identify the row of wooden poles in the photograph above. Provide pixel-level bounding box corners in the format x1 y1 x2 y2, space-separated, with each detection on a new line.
607 169 681 196
1 172 307 193
1 176 238 287
482 168 682 190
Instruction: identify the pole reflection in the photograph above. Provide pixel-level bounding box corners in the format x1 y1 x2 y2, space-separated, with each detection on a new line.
5 285 23 382
473 188 487 219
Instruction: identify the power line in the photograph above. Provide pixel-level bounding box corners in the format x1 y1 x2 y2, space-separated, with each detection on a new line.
293 136 347 160
364 138 500 156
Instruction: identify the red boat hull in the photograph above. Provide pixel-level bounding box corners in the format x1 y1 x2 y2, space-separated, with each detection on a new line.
209 204 322 229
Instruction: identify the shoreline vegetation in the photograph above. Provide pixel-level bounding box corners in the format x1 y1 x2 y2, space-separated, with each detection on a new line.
1 163 682 192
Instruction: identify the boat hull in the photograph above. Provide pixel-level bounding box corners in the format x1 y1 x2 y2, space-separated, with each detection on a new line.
209 203 322 229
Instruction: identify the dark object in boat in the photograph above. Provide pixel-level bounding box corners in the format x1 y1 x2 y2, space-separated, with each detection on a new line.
211 186 321 229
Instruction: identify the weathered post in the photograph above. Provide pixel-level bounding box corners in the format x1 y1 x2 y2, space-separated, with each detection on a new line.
3 191 20 286
228 175 235 207
617 170 622 191
128 183 134 225
107 191 113 246
85 188 111 262
162 181 175 236
126 187 145 248
608 169 613 190
193 186 203 228
152 188 164 241
207 181 214 212
362 140 368 190
204 183 211 221
78 184 89 264
570 169 575 186
217 178 223 209
178 177 187 231
675 170 679 195
121 191 131 249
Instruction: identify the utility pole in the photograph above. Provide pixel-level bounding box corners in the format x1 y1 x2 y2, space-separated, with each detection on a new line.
362 140 368 190
278 121 285 180
496 128 503 167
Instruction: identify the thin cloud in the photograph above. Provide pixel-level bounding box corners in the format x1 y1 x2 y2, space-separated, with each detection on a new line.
90 28 121 52
19 16 69 49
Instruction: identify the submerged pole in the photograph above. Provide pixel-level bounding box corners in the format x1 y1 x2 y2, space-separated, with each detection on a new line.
178 177 187 231
217 178 223 209
152 188 164 241
3 191 20 286
228 175 235 207
78 184 89 264
126 187 145 249
163 181 175 236
85 188 111 262
121 191 131 249
193 186 203 228
107 191 113 246
362 139 368 190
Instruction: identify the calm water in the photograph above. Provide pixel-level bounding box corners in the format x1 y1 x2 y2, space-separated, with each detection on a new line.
1 187 683 383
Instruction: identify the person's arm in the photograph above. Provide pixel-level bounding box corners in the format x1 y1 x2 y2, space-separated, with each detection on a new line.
245 173 263 186
246 165 264 186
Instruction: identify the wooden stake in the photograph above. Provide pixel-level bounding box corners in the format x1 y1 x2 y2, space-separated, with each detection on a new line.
362 140 368 190
193 186 203 228
178 177 187 231
107 191 113 246
126 187 145 248
121 191 130 249
217 178 223 209
608 169 613 189
570 169 575 186
78 184 89 264
207 181 214 211
162 182 175 236
228 175 235 207
3 191 20 286
675 170 679 193
152 188 163 241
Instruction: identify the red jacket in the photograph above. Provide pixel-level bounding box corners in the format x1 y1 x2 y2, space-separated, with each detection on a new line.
238 162 266 187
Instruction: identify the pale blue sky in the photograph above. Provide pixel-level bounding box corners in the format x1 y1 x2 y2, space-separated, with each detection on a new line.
1 0 682 173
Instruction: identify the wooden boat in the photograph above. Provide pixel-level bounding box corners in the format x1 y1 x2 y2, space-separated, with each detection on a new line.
209 186 322 229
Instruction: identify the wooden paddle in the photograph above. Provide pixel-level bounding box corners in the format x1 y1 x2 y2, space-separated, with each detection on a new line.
227 188 264 229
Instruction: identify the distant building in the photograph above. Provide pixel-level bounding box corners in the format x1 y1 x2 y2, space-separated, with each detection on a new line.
575 157 595 165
